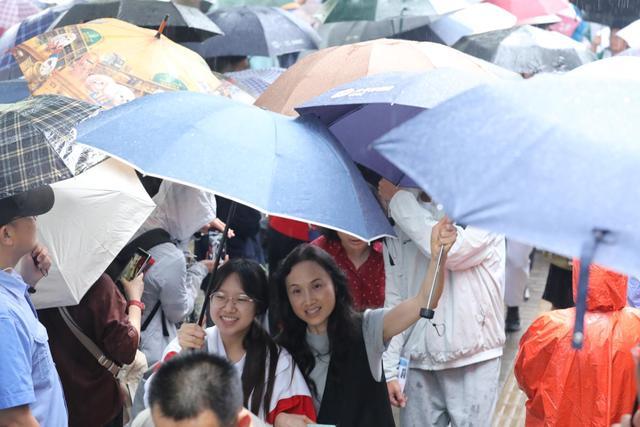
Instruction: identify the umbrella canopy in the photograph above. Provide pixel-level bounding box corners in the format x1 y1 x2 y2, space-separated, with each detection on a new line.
255 38 520 116
30 158 156 309
372 75 640 347
317 16 435 47
53 0 223 43
75 91 394 241
0 2 69 80
486 0 566 25
13 18 253 108
0 94 103 199
225 67 284 96
620 47 640 56
185 6 320 57
617 19 640 49
0 79 30 102
573 0 640 27
296 68 495 186
453 25 595 74
321 0 471 23
0 0 41 37
548 4 581 38
569 56 640 80
429 2 517 46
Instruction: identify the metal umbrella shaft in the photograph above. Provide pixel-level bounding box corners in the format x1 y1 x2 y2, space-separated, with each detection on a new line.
198 201 237 327
420 244 444 320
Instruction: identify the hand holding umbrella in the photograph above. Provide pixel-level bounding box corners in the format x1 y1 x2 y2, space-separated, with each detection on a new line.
420 216 456 319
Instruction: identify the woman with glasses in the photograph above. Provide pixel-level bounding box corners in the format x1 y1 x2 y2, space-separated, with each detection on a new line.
271 218 457 427
150 259 316 426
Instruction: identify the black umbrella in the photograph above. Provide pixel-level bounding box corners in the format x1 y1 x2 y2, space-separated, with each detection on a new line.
573 0 640 27
53 0 223 42
185 6 319 58
0 95 103 199
454 25 595 74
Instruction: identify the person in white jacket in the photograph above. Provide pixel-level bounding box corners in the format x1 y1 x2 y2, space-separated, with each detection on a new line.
136 181 218 366
378 181 506 427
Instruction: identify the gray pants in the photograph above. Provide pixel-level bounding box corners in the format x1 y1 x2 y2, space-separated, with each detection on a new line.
400 358 501 427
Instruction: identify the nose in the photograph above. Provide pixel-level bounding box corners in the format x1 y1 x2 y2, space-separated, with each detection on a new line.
301 288 314 306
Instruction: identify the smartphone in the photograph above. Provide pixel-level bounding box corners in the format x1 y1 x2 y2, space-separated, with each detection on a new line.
120 248 150 281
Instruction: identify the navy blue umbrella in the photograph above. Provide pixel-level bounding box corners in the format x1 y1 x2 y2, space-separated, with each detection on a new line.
0 79 29 102
76 91 393 243
297 68 496 186
373 75 640 349
186 6 320 57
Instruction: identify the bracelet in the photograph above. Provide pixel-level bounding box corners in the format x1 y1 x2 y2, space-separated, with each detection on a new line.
127 300 145 313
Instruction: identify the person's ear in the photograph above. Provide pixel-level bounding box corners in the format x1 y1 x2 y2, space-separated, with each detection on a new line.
237 408 253 427
0 225 13 245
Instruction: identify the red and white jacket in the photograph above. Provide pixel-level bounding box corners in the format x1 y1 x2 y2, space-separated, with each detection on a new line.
147 325 316 424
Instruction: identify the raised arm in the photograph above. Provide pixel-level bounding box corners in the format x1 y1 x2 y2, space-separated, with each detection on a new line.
381 217 457 343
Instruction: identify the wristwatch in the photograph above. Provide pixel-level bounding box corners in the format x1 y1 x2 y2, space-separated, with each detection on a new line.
127 300 145 313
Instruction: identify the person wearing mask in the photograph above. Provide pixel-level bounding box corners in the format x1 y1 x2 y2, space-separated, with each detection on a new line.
38 272 145 426
312 229 385 311
378 179 506 427
0 186 67 426
271 218 456 426
136 181 218 365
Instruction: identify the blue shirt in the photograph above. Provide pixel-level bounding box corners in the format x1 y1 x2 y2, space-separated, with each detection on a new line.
0 269 67 426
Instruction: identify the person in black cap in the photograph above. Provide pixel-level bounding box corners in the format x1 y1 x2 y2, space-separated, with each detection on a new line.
0 185 69 427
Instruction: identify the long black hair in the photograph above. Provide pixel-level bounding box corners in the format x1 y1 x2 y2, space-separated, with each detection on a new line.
211 258 279 416
271 244 360 396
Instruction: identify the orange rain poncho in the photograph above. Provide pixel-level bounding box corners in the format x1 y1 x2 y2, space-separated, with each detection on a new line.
515 262 640 426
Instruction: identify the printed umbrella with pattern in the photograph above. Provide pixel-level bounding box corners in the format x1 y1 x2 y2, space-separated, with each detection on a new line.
0 94 103 199
13 18 253 109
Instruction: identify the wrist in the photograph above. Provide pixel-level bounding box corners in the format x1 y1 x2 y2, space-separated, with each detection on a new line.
127 300 145 314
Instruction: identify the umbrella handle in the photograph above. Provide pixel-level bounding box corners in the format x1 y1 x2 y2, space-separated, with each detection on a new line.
572 229 608 349
197 201 237 327
420 244 445 320
155 15 169 39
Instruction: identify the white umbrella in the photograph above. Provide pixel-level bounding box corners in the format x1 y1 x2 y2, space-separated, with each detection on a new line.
617 19 640 49
30 158 155 309
430 2 517 46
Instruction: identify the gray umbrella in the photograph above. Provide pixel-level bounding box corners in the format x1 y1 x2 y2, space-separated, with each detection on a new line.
453 25 595 74
318 16 439 47
186 6 320 57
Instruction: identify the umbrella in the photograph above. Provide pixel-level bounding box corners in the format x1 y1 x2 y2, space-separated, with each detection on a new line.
429 2 517 46
617 19 640 49
53 0 223 43
30 158 156 309
296 68 495 186
569 56 640 80
321 0 472 23
225 67 284 96
0 2 69 80
0 79 30 102
486 0 566 25
453 25 595 74
572 0 640 27
0 0 41 37
317 16 435 47
372 75 640 348
548 5 581 38
0 94 103 199
75 90 393 243
620 47 640 56
255 38 520 116
185 6 319 57
13 18 253 108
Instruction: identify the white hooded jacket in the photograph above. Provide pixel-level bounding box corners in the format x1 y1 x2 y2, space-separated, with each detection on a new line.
382 190 506 376
137 181 217 365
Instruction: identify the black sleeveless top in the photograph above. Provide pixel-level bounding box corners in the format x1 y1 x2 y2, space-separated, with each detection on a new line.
317 317 396 427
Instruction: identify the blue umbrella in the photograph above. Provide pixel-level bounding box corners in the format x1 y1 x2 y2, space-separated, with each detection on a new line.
0 79 29 102
296 68 496 186
185 6 320 57
373 74 640 349
75 91 393 243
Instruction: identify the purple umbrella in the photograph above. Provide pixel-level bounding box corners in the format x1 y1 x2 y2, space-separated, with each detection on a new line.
295 68 496 186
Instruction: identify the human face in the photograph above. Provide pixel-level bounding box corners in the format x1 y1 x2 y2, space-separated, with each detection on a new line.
209 273 256 340
337 232 368 254
285 261 336 335
1 217 38 256
151 405 224 427
610 30 629 56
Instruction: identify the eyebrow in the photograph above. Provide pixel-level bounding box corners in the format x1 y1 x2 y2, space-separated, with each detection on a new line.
287 277 323 287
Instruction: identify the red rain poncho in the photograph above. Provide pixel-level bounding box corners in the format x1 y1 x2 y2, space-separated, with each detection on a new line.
515 262 640 426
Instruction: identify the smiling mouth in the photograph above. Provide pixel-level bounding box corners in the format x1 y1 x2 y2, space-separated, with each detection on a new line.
220 316 239 322
305 306 321 316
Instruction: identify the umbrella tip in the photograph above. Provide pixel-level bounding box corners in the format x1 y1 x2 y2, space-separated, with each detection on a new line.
155 14 169 39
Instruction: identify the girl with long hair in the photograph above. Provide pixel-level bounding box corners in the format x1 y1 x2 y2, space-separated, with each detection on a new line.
152 258 315 426
272 218 457 426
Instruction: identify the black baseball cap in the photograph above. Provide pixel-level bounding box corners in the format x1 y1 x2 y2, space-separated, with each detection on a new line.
0 186 55 227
